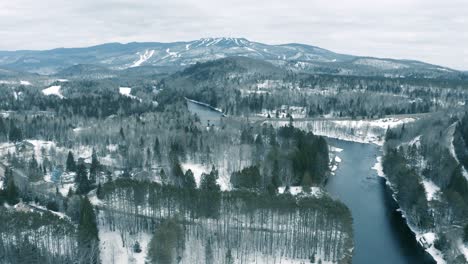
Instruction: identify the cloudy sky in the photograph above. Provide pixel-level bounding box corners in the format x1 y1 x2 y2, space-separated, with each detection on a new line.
1 0 467 70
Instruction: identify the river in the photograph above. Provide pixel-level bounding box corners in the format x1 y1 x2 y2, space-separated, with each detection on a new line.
186 100 435 264
325 139 435 264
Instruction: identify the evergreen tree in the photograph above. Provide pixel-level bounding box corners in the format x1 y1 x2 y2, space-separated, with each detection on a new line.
5 177 19 205
76 163 90 194
200 166 220 192
184 169 197 189
78 197 99 263
89 149 100 184
8 120 23 142
464 224 468 244
66 151 76 172
96 183 104 199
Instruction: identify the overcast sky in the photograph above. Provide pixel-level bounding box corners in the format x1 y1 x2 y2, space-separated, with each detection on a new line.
1 0 467 70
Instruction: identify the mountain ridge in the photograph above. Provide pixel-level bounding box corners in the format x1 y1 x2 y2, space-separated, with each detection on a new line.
0 37 461 78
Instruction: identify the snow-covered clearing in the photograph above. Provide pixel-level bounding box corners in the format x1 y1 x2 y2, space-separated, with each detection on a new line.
99 228 151 264
416 232 446 264
119 87 142 102
42 85 64 98
130 50 155 67
20 80 31 85
268 117 416 145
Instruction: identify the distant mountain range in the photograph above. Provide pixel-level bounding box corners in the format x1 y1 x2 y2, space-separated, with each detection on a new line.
0 37 463 78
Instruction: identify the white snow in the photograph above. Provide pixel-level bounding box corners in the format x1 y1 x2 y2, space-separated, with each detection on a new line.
42 85 64 98
278 186 323 197
421 180 440 201
329 146 343 153
130 50 155 67
164 48 180 59
334 156 342 163
457 240 468 262
408 135 422 147
119 87 141 101
333 117 416 130
372 156 385 177
99 228 151 264
20 80 31 86
415 232 446 264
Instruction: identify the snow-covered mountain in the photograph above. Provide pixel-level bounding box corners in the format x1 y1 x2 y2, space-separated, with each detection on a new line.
0 37 461 78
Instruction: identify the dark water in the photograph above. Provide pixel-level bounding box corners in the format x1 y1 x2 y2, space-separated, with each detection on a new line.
325 139 435 264
187 99 223 126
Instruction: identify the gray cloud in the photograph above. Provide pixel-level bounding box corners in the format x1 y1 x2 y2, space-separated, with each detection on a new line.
0 0 467 70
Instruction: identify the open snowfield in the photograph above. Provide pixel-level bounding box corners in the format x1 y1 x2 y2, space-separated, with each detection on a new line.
268 117 416 146
42 85 64 98
99 228 151 264
119 87 142 101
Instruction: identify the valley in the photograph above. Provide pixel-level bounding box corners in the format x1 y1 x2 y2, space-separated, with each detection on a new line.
0 39 467 264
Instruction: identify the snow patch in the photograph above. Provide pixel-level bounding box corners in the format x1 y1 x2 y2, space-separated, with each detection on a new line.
278 186 323 197
20 80 31 86
99 228 151 264
119 87 141 102
457 240 468 262
372 156 385 177
130 50 155 67
42 85 64 99
421 180 440 201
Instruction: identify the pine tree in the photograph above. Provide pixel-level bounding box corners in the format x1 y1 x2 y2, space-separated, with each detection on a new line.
78 197 99 264
89 149 100 184
66 151 76 172
76 163 90 194
8 120 23 142
96 183 104 199
5 177 19 205
184 169 196 189
200 166 220 192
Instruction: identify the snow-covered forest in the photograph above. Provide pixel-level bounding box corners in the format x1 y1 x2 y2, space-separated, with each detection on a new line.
0 55 467 263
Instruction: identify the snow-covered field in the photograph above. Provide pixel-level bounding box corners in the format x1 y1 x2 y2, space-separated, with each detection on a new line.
119 87 142 101
99 227 151 264
42 85 64 98
267 117 416 146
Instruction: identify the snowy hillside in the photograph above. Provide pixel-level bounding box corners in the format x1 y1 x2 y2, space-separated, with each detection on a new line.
0 37 459 78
